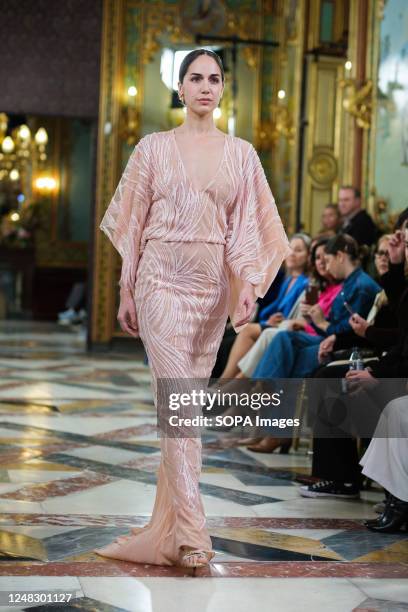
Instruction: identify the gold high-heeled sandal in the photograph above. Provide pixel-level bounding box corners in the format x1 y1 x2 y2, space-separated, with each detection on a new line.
179 547 213 569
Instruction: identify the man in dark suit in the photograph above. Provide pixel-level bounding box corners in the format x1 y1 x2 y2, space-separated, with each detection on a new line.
338 185 379 247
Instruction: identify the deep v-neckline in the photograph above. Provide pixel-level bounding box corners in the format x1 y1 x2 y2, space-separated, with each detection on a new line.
172 129 227 193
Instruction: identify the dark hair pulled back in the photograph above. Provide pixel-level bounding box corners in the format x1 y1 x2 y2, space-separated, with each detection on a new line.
324 233 363 262
178 49 225 84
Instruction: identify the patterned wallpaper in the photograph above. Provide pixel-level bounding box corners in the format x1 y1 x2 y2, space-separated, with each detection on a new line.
0 0 103 118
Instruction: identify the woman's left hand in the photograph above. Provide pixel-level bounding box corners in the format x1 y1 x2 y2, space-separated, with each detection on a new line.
234 284 257 328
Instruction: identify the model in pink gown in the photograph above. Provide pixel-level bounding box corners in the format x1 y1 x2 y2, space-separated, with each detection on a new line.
94 129 291 565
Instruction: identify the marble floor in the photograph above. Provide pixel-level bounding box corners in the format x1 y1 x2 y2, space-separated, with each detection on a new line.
0 321 407 612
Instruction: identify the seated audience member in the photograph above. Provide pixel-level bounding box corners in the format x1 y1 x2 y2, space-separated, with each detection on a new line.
319 234 398 356
211 233 310 382
315 203 341 239
360 393 408 533
257 233 312 328
300 223 408 499
394 207 408 232
338 185 379 247
255 265 286 313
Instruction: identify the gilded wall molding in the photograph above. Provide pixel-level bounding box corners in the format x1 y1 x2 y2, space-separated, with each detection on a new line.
257 106 296 150
257 0 304 232
308 148 338 186
377 0 389 19
339 78 373 130
91 0 126 344
337 0 370 191
365 0 382 214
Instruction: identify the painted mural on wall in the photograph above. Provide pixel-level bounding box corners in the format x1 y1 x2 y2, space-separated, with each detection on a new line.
375 0 408 213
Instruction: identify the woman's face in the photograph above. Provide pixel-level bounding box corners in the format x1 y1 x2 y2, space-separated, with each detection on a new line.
374 238 390 276
178 54 224 115
324 252 345 279
286 237 309 272
322 207 339 231
314 245 328 278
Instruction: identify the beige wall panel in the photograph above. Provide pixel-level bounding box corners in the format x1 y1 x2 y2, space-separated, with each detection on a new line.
315 69 336 147
310 187 332 233
301 56 344 236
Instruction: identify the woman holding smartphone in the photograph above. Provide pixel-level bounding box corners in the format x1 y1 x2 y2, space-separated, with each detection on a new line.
245 234 380 453
251 235 380 382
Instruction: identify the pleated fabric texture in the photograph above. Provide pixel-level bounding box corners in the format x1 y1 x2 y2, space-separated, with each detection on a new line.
95 130 291 565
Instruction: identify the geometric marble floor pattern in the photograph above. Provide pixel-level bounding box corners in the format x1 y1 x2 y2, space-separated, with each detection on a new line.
0 321 407 611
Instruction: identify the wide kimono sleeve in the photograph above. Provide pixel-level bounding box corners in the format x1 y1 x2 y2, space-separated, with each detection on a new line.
99 135 153 291
225 143 292 333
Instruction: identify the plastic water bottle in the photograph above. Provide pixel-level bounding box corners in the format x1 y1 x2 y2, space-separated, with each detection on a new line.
342 347 364 393
349 347 365 371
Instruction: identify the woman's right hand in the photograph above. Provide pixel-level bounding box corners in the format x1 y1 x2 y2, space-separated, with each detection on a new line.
266 312 284 326
349 313 370 338
388 230 405 264
299 303 312 317
288 318 306 331
118 288 139 337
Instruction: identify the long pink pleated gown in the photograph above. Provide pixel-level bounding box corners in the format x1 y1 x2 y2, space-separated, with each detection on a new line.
95 129 291 565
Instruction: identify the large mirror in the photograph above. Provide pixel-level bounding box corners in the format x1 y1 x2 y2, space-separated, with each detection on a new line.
0 113 95 319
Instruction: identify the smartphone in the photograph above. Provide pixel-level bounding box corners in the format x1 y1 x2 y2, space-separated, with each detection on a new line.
343 300 355 316
305 285 319 305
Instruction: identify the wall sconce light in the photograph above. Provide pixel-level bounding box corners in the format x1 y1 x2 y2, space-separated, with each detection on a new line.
121 85 140 146
1 135 15 154
34 175 58 193
34 127 48 162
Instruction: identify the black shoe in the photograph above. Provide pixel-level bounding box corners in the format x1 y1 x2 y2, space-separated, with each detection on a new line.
372 499 387 514
364 495 408 533
299 480 360 499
